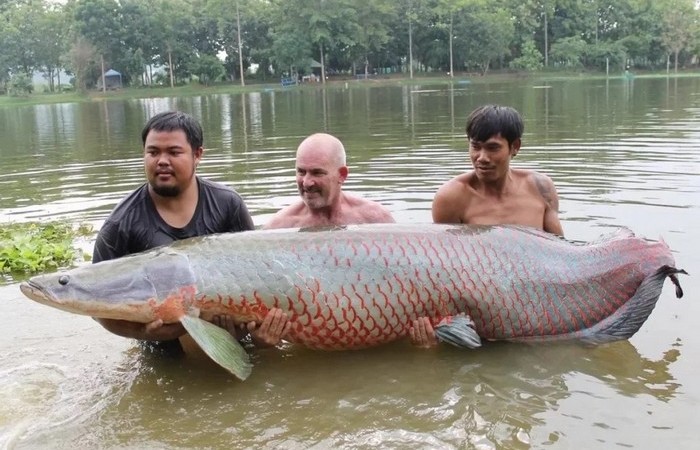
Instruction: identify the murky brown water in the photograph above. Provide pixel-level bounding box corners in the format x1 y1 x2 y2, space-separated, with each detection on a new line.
1 76 698 449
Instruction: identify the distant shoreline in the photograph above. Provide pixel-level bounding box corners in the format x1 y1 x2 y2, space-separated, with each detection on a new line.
3 71 698 109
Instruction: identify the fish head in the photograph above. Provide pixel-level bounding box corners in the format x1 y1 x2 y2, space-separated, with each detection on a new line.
19 248 197 323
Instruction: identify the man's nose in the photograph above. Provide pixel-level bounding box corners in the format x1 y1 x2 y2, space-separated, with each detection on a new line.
474 150 489 162
302 174 315 186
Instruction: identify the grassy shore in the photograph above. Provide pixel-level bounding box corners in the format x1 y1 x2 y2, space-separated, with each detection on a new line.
1 70 697 109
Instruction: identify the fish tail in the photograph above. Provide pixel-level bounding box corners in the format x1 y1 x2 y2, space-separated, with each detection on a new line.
579 265 687 344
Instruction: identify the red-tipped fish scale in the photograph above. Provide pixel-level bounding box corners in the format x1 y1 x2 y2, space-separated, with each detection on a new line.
20 224 685 350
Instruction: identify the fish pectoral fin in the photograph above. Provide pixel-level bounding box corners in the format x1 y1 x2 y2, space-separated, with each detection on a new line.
434 315 482 349
180 315 252 381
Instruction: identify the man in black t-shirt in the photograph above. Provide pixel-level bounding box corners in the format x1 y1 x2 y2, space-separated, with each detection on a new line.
92 111 290 351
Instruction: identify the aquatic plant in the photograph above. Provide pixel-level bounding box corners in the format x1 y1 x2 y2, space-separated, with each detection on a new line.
0 222 90 275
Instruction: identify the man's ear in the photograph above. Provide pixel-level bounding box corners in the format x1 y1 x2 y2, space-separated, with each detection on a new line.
510 139 521 157
338 166 349 182
194 146 204 165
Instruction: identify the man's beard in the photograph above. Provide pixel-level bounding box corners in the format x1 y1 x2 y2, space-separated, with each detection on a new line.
300 187 327 209
151 183 181 197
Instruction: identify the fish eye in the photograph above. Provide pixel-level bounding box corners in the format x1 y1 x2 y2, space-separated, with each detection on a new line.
58 275 70 285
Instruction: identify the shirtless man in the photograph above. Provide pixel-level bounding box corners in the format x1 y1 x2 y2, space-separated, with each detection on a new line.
410 104 564 347
264 133 395 229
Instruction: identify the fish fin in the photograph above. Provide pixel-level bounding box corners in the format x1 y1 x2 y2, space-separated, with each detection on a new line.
434 315 482 349
180 315 252 381
588 227 635 245
579 265 687 344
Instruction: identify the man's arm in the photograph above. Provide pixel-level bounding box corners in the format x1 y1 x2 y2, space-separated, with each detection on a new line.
92 221 122 264
232 198 255 231
431 181 465 224
95 318 187 341
533 173 564 236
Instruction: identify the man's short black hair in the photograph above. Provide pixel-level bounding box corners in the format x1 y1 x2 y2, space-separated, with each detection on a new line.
141 111 203 151
466 105 524 146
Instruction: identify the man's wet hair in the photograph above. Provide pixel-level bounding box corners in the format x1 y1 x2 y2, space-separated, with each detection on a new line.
465 105 524 146
141 111 203 151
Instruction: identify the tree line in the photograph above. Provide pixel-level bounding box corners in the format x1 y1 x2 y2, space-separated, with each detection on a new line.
1 0 698 94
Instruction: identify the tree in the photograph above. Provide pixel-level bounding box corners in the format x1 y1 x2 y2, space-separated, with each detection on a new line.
660 0 698 72
1 0 43 77
455 4 514 74
304 0 356 83
434 0 475 77
192 54 225 85
34 5 69 92
395 0 433 77
269 0 356 82
549 36 587 68
8 72 33 96
269 0 311 76
243 0 275 79
119 0 158 86
510 39 544 71
65 36 97 93
347 0 395 77
73 0 124 92
207 0 246 85
151 0 194 87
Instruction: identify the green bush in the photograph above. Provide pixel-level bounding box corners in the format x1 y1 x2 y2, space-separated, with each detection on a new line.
8 73 34 97
510 40 544 71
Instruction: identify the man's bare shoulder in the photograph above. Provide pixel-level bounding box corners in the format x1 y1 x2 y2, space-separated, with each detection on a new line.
512 168 554 182
263 201 307 229
343 194 395 223
431 173 476 224
435 173 476 200
343 193 383 207
513 169 558 195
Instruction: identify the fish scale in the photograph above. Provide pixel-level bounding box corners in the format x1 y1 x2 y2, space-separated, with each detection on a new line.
145 224 678 349
21 224 684 351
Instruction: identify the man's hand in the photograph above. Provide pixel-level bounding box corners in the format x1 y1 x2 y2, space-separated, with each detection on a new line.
211 308 291 348
210 314 243 340
245 308 291 348
409 317 439 348
96 318 186 341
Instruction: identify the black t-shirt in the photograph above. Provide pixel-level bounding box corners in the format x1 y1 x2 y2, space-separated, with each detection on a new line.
91 177 253 354
93 177 254 263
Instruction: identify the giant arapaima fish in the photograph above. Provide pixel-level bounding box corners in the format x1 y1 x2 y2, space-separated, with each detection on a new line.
19 224 686 380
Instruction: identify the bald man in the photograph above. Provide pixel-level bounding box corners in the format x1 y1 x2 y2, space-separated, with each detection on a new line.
264 133 395 229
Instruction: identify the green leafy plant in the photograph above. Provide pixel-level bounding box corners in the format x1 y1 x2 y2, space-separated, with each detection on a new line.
0 222 87 275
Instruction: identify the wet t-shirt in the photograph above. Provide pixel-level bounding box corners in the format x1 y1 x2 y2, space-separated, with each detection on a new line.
92 177 254 263
91 177 254 354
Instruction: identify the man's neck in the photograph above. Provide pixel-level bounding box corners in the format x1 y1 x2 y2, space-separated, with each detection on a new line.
149 178 199 227
305 194 346 223
478 172 513 198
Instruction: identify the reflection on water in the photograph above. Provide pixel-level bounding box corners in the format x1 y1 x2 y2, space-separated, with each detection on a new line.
1 77 699 448
1 326 681 449
1 78 698 230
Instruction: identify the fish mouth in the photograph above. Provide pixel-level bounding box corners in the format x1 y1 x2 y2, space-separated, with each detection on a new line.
19 281 55 304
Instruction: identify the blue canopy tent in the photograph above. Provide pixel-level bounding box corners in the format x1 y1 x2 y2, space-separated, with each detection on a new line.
98 69 122 90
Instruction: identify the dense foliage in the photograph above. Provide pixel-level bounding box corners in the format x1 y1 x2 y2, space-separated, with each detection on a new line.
0 222 90 275
0 0 698 92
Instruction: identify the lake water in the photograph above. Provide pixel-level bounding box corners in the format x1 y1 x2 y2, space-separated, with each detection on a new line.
0 76 698 449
